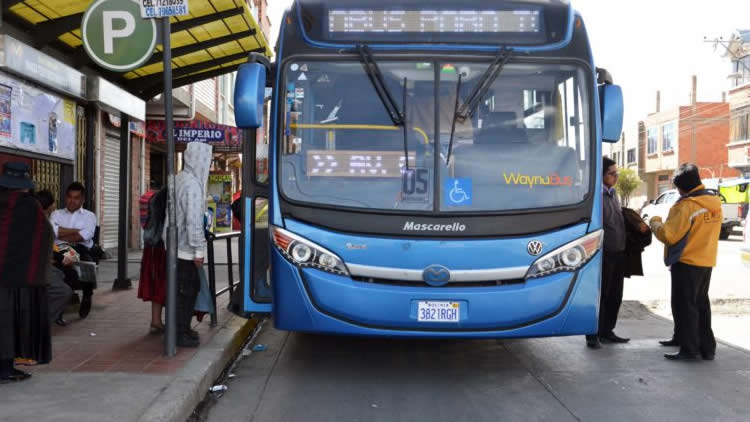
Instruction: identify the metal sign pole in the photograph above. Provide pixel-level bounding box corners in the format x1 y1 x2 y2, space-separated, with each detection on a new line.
162 16 178 357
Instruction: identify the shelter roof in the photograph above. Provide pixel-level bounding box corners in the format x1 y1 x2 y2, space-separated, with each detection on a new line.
4 0 272 99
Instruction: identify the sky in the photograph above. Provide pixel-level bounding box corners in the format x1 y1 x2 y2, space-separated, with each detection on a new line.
266 0 750 138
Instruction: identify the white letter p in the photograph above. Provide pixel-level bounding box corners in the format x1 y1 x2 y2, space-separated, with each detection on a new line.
103 11 135 55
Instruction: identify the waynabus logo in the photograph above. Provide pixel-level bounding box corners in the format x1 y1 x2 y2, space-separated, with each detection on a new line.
503 172 573 189
403 221 467 232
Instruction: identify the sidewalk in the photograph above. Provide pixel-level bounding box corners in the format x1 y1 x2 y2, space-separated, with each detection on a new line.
0 241 254 422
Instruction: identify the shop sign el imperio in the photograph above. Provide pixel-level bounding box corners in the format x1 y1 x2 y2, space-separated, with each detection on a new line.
146 120 245 150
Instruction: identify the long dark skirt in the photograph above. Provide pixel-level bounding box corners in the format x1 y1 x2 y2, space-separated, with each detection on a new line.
0 287 52 364
137 244 167 305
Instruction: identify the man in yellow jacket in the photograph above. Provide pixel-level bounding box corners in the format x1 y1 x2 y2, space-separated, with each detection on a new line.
650 164 722 361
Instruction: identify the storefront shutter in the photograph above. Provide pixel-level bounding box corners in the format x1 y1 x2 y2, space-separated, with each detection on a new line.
101 135 121 250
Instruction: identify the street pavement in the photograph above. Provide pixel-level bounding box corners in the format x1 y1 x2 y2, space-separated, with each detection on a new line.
198 231 750 422
201 304 750 422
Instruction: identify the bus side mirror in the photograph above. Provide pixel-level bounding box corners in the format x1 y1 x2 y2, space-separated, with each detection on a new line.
599 84 623 143
235 62 267 129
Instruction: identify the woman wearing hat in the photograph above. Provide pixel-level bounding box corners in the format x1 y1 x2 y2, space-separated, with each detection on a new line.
0 161 54 383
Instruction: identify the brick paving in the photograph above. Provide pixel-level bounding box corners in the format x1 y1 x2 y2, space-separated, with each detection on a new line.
27 280 234 376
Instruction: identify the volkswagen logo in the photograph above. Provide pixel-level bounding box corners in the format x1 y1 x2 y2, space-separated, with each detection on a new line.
422 265 451 287
527 240 544 256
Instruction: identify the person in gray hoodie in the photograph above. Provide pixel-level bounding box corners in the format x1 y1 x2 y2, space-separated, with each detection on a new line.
170 142 213 347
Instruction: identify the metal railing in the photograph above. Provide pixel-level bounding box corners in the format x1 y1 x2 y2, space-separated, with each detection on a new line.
205 231 241 327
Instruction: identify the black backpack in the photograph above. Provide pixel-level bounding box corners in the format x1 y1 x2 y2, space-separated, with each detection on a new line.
143 187 168 247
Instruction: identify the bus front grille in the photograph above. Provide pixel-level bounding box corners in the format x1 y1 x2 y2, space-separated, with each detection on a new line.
350 277 525 288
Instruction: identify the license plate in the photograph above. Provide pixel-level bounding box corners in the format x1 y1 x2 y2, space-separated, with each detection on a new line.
417 301 460 323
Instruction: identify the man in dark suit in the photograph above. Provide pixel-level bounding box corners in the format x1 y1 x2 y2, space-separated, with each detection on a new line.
587 157 630 349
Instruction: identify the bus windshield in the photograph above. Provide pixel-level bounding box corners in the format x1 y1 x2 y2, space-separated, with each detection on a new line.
279 60 591 213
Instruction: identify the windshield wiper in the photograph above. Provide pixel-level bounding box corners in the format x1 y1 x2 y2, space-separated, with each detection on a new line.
454 47 514 124
446 74 463 166
357 45 404 126
357 45 410 170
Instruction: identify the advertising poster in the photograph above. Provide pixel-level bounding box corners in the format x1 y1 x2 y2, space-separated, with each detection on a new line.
207 173 233 233
0 73 76 161
0 84 11 142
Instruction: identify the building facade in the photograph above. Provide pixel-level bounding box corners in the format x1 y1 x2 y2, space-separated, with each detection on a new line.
642 100 738 199
725 30 750 177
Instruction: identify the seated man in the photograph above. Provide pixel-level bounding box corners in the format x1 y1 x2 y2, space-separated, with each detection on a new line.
50 182 97 318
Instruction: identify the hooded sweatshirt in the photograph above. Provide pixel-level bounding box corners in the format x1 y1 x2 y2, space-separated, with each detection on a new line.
650 184 723 267
169 142 213 261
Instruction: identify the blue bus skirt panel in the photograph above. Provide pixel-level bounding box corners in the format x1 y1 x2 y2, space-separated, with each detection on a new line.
271 249 601 338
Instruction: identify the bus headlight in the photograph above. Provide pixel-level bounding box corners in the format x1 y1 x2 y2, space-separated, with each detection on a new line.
271 226 350 276
318 253 338 269
525 230 603 279
291 243 313 263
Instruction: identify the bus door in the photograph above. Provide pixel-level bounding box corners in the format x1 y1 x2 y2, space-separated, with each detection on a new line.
231 60 272 316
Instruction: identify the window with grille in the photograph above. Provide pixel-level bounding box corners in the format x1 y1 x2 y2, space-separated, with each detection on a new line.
662 122 675 152
647 127 658 154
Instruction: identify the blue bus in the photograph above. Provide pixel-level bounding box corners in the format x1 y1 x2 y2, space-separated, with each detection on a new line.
232 0 623 338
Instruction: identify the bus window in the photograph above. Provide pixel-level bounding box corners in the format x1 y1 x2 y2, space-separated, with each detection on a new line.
280 61 436 211
446 63 591 212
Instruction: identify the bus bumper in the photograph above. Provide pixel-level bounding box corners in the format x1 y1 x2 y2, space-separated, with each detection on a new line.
271 249 601 338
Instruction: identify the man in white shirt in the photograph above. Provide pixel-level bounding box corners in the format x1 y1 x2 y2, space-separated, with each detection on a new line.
50 182 97 318
50 182 97 252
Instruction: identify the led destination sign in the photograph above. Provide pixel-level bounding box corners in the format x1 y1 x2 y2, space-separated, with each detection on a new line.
328 10 541 34
306 150 416 178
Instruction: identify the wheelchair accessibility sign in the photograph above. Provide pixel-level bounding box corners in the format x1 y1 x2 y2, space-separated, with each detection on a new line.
444 178 472 206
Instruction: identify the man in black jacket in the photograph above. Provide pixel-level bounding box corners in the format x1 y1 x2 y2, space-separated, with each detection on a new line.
587 157 630 349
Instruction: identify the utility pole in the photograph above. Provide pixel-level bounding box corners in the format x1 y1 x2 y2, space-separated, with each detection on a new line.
705 36 750 73
163 16 178 358
691 75 697 164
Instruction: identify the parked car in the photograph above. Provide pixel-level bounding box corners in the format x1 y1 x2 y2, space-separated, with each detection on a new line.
742 221 750 269
641 189 743 240
640 190 679 224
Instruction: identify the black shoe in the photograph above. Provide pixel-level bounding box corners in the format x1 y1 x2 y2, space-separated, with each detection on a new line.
177 334 199 348
659 339 679 347
10 368 31 380
1 368 33 382
600 333 630 344
664 352 698 361
79 294 92 318
586 335 601 349
55 315 68 327
701 352 716 361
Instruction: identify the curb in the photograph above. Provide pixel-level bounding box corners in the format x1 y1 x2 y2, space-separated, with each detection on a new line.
136 316 260 422
636 298 750 310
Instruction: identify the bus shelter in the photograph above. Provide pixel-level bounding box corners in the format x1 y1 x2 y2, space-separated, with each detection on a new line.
3 0 271 353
